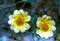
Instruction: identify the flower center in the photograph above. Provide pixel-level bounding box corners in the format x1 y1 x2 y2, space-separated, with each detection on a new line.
41 21 49 32
15 16 25 26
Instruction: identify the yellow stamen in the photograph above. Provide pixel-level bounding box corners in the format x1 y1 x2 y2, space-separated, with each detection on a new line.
15 15 25 26
40 21 49 32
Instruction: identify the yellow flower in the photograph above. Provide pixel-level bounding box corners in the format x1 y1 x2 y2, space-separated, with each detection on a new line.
36 15 56 39
8 9 31 33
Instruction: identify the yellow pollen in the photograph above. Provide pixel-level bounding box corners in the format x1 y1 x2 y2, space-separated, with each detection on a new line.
15 16 25 26
41 21 49 32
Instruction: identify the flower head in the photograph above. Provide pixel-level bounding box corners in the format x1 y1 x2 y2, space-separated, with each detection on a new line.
36 15 56 39
8 9 31 33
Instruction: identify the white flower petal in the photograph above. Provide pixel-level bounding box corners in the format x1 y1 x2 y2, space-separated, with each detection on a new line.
25 16 31 22
19 9 24 12
19 23 30 32
10 26 14 30
37 17 41 21
36 21 40 27
14 28 19 33
25 23 30 30
42 15 47 20
44 31 53 38
36 30 53 39
36 30 44 37
17 25 27 33
49 32 53 37
36 30 41 36
8 19 14 25
19 26 26 33
39 33 44 37
20 29 26 32
43 32 51 39
50 26 56 31
24 11 28 15
19 9 25 14
39 32 49 39
9 15 13 19
14 10 19 15
51 21 55 25
39 31 48 38
46 16 52 21
44 35 49 39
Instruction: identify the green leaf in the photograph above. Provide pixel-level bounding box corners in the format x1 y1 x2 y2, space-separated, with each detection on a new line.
30 16 34 24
